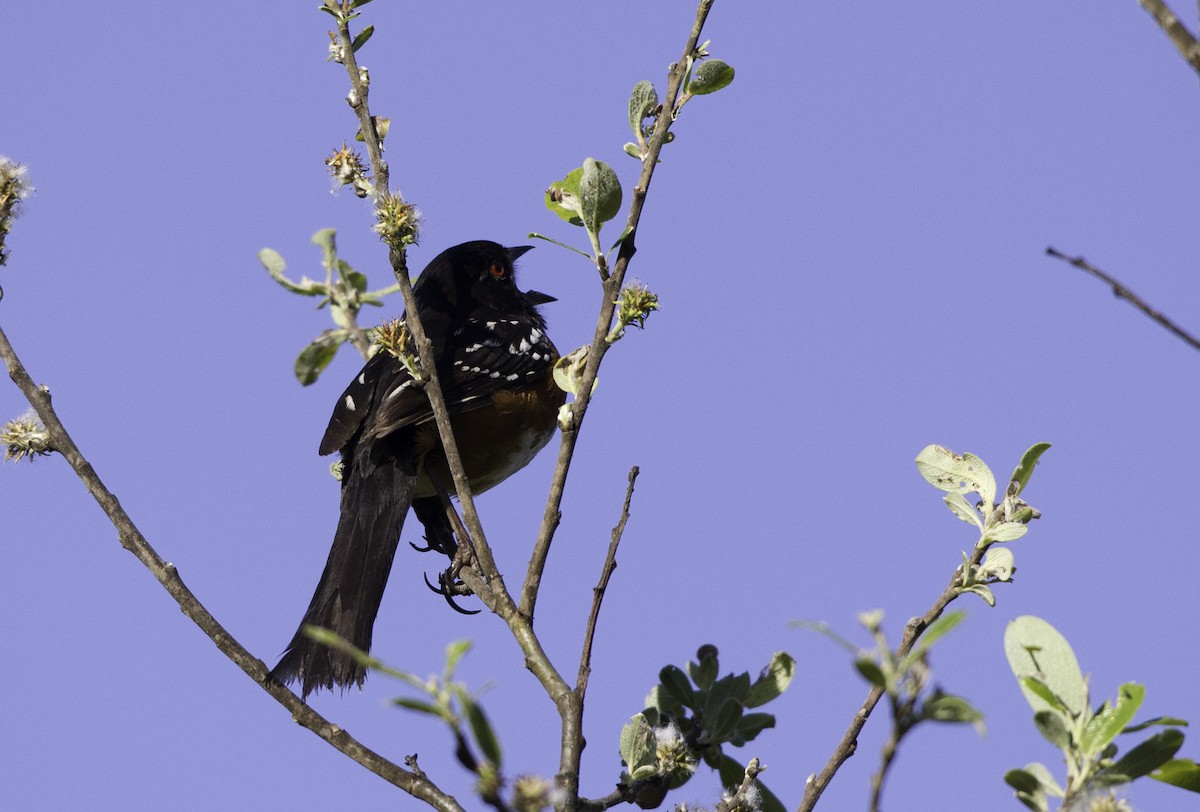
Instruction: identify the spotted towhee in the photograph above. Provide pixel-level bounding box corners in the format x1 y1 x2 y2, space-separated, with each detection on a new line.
270 241 564 698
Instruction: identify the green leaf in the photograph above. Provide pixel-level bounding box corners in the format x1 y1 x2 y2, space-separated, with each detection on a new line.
920 692 985 732
944 491 983 528
311 227 338 271
745 651 796 708
628 764 657 782
855 657 888 689
545 167 584 226
658 665 696 709
1004 616 1088 717
1105 728 1185 781
623 142 642 159
1082 683 1144 757
578 157 622 237
343 267 368 294
961 583 996 606
1023 762 1064 797
984 521 1028 543
259 248 325 296
628 80 659 137
915 445 996 507
1124 715 1190 733
619 714 657 774
644 685 684 720
709 697 744 741
1020 677 1072 716
735 712 775 742
1152 758 1200 792
393 697 447 719
443 639 471 678
295 330 346 385
716 753 746 789
979 547 1015 582
756 780 787 812
1033 709 1071 749
689 59 735 95
1004 769 1049 812
1009 442 1052 497
350 24 374 53
906 610 967 664
688 650 719 691
462 695 502 768
1005 768 1043 794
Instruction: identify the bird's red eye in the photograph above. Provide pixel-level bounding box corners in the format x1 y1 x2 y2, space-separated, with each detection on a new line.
489 261 507 280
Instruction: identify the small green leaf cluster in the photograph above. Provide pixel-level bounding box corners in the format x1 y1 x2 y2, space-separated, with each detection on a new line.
852 610 984 733
319 0 375 31
624 41 735 162
620 646 794 811
543 158 624 263
258 228 399 384
915 442 1050 606
1004 616 1200 810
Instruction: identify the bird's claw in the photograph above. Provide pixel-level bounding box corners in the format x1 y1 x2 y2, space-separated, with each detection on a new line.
422 570 479 615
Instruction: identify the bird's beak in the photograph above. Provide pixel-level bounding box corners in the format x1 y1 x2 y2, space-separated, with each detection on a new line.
507 245 534 262
524 289 556 305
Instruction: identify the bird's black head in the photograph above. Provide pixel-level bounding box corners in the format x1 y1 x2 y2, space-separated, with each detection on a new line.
413 240 553 319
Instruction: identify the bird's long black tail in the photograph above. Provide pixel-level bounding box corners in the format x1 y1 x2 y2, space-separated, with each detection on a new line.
270 449 414 698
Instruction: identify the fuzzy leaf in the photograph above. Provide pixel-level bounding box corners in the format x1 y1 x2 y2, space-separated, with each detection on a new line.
1009 442 1052 497
1005 616 1088 718
915 445 996 507
689 59 735 95
619 714 657 774
628 80 659 136
944 491 983 528
578 157 622 237
295 330 346 385
745 651 796 708
1082 683 1144 756
658 665 696 710
462 695 502 768
1105 729 1185 781
1152 758 1200 793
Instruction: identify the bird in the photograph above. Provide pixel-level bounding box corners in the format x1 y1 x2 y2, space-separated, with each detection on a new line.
270 240 564 699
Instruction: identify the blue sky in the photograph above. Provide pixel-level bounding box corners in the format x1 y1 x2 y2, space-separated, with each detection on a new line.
3 2 1199 810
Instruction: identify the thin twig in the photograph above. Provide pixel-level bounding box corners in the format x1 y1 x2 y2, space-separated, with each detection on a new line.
1136 0 1200 76
868 701 908 812
332 15 512 618
798 546 988 812
520 0 715 622
330 0 574 742
576 467 639 701
1045 246 1200 352
0 323 464 812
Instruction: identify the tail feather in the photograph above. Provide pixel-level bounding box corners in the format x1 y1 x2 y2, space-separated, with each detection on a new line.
270 450 415 698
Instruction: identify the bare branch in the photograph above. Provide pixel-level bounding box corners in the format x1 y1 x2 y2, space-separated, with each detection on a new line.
1046 246 1200 352
1137 0 1200 76
576 466 639 701
0 322 463 811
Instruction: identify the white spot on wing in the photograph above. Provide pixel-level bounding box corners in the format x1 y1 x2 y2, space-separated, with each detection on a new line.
385 381 413 401
344 394 356 411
